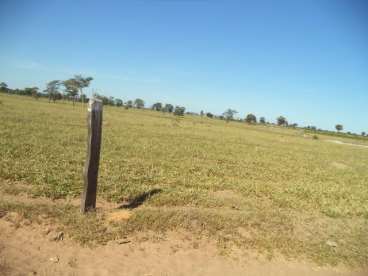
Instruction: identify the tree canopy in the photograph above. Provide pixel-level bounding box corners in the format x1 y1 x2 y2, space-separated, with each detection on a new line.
245 113 257 124
277 116 288 126
222 109 237 122
152 102 162 111
134 98 145 109
335 124 343 132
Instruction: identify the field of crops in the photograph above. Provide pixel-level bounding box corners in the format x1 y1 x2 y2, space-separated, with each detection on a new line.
1 94 367 266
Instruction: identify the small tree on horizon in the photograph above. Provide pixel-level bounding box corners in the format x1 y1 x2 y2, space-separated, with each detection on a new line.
45 80 61 103
134 98 145 109
125 100 133 109
174 106 185 116
259 117 266 124
223 109 237 122
30 87 39 99
245 113 257 124
206 112 214 118
335 124 343 132
115 98 123 107
277 116 288 126
163 103 174 113
152 102 162 111
73 75 93 103
63 79 79 105
0 82 8 93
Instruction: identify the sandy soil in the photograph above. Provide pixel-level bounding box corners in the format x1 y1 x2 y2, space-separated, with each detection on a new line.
0 218 366 276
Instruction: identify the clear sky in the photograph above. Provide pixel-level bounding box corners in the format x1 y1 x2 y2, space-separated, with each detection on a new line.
0 0 367 133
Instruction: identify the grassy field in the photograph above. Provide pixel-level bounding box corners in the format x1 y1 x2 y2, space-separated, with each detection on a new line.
1 94 368 266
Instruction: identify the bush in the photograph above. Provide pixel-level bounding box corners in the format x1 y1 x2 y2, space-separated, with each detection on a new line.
313 135 319 140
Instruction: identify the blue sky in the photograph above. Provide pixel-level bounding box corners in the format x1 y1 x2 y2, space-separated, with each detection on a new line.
0 0 367 133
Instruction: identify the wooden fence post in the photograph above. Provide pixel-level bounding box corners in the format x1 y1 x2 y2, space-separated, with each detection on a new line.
81 98 103 213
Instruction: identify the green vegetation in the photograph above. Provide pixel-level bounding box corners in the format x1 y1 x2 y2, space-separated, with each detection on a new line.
245 113 257 124
1 94 368 266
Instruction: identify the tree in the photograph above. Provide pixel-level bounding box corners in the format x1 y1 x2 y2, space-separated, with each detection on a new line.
163 103 174 113
93 93 110 105
335 124 343 132
200 110 204 117
174 106 185 116
206 112 214 118
134 98 144 109
115 98 123 107
125 100 133 109
73 75 93 103
152 102 162 111
26 87 39 99
0 82 8 93
45 80 61 103
277 116 288 126
245 113 257 124
23 87 34 96
63 79 79 105
361 132 366 137
223 109 237 122
259 117 266 124
108 96 115 106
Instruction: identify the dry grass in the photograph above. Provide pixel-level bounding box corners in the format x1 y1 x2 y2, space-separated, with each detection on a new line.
0 94 367 266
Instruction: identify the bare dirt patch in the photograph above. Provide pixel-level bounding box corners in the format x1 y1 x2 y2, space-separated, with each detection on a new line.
106 209 133 223
0 215 367 276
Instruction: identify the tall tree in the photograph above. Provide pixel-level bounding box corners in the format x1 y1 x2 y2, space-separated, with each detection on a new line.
45 80 61 103
335 124 343 132
63 79 79 105
73 75 93 103
223 109 237 122
0 82 9 93
134 98 145 109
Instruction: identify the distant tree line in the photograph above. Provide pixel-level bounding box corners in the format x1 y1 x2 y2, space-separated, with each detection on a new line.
216 108 365 137
0 79 187 117
0 75 92 105
0 80 365 135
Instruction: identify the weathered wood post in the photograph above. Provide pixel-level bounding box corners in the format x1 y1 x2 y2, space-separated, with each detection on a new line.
81 98 103 213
